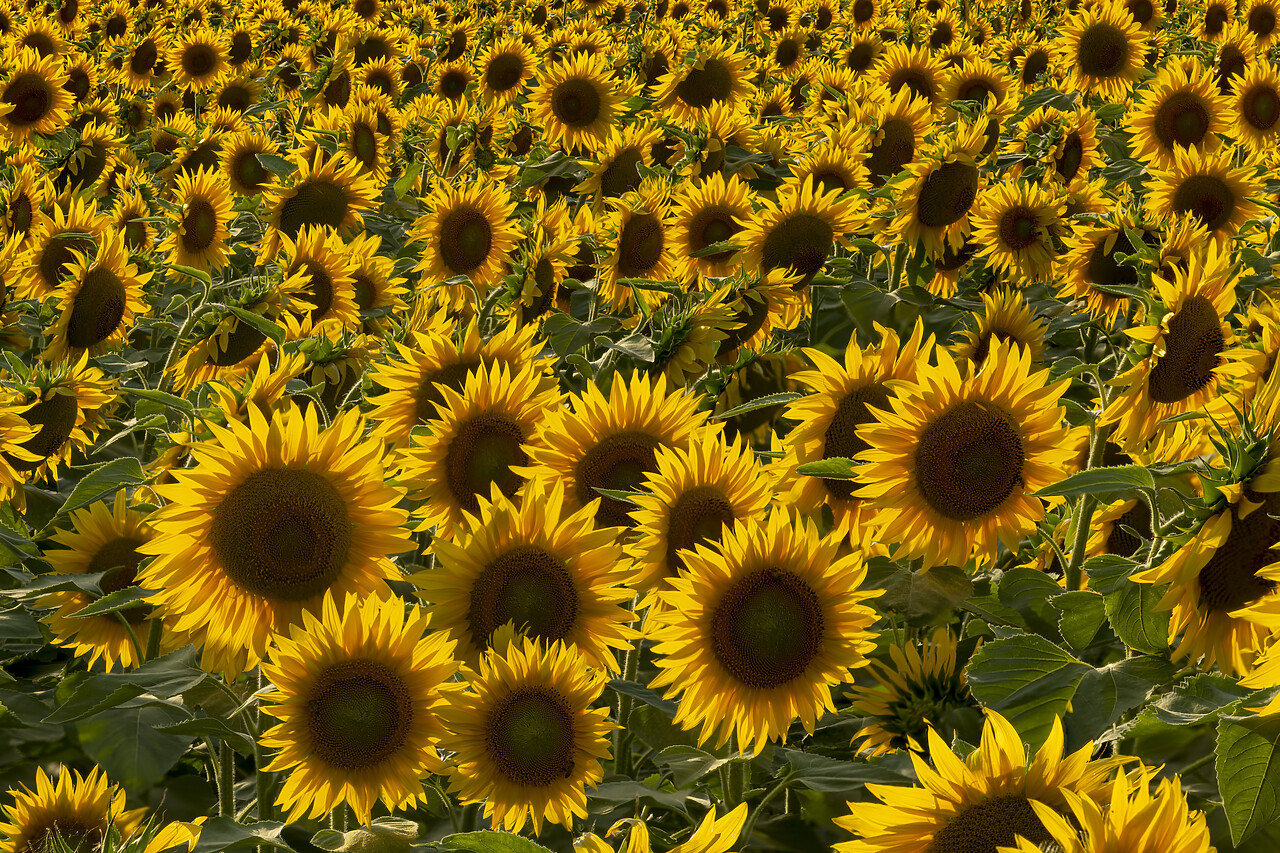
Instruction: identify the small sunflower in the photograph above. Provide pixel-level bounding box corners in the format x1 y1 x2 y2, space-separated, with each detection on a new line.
12 199 107 301
860 85 936 188
952 289 1049 368
162 168 234 272
648 510 880 754
740 176 864 289
38 493 182 672
417 481 638 670
889 120 988 258
170 296 284 394
1230 62 1280 153
834 711 1117 853
398 361 563 536
520 373 709 530
1058 214 1149 325
1127 58 1228 167
0 766 144 853
0 49 72 143
259 591 460 824
599 180 676 311
1058 1 1148 101
846 627 979 757
873 43 947 111
169 27 228 90
411 178 521 300
1149 147 1264 243
137 405 414 678
441 636 616 836
219 130 279 197
479 35 536 105
265 152 380 257
529 52 629 153
970 181 1064 283
43 230 150 363
654 38 755 121
278 226 359 340
855 340 1074 570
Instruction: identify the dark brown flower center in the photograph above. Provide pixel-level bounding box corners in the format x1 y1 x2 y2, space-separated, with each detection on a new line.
866 118 915 187
486 52 525 92
5 73 52 126
278 178 350 238
439 206 494 275
88 536 151 623
822 383 891 500
914 400 1025 522
181 43 218 79
1077 22 1130 78
575 429 663 528
916 160 979 229
1243 84 1280 130
446 412 528 513
674 57 734 108
617 211 665 277
210 468 352 601
1147 295 1223 403
414 359 481 424
181 198 218 253
664 485 736 575
1106 499 1152 557
7 392 78 472
306 658 413 769
486 687 577 786
67 266 126 350
925 795 1052 853
1154 91 1211 149
468 545 579 648
600 147 644 196
710 567 824 688
1198 492 1280 612
551 77 602 128
760 211 834 286
997 206 1040 251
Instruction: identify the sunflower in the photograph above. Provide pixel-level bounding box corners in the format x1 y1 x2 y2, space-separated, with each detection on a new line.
441 636 615 836
136 405 414 678
834 711 1117 853
792 137 870 199
628 430 772 596
219 130 278 196
654 38 755 121
873 43 946 111
346 231 407 333
888 120 988 258
1058 1 1147 101
42 230 149 363
169 27 227 90
411 178 521 303
479 35 536 105
599 180 676 310
3 171 50 247
576 124 665 202
1153 146 1267 243
0 49 72 143
13 196 109 300
38 493 180 672
648 510 879 754
859 85 935 187
969 181 1063 283
952 288 1049 368
779 323 931 540
398 361 563 536
416 480 637 672
157 168 233 273
739 176 863 289
259 591 459 824
522 373 709 531
856 340 1073 570
1127 58 1228 167
53 122 118 195
170 296 284 393
122 35 162 90
1102 245 1248 454
846 627 979 757
0 766 144 853
265 152 380 257
1059 214 1149 325
0 356 116 489
1230 62 1280 153
530 52 629 153
1130 451 1280 674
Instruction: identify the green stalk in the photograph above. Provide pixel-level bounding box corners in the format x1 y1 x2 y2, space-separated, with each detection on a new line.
739 772 794 846
613 640 639 778
1066 423 1111 591
256 668 273 827
218 741 234 817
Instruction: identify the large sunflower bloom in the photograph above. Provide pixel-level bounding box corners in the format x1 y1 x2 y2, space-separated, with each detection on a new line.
41 230 150 363
834 711 1117 853
855 340 1074 571
417 481 638 671
441 637 616 836
1057 1 1148 102
411 178 521 304
259 591 460 824
1145 146 1264 244
648 510 881 754
529 52 629 153
138 405 414 678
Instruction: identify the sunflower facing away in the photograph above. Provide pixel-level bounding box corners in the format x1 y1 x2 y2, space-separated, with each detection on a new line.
0 766 144 853
441 636 616 836
416 480 638 670
834 710 1118 853
647 510 881 754
855 339 1074 570
137 405 414 678
259 591 460 824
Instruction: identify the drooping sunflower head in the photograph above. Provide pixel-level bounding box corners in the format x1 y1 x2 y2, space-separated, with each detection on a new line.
259 591 460 824
441 636 616 836
0 766 144 853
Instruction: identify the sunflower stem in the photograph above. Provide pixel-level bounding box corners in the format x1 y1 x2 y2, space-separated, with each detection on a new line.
145 618 163 661
740 771 794 846
888 242 908 293
1066 422 1112 591
256 667 273 829
218 741 235 818
613 640 639 778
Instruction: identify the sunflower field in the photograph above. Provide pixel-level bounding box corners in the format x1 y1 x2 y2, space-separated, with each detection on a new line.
13 0 1280 851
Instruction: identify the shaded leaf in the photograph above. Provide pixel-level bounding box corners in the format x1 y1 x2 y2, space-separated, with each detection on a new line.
1217 713 1280 844
1035 465 1155 499
966 634 1090 747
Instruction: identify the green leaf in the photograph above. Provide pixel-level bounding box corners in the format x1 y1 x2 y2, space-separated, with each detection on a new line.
45 647 206 724
588 780 692 814
1035 465 1156 500
654 746 732 787
1217 713 1280 845
997 568 1066 641
54 458 148 518
780 749 912 793
439 832 554 853
874 564 974 626
1147 674 1251 726
688 239 741 258
795 457 858 478
1066 656 1177 740
191 818 294 853
714 392 803 420
1086 556 1170 655
169 265 213 287
609 679 678 715
67 586 155 619
154 716 255 755
596 333 654 362
0 602 41 640
965 634 1091 747
77 702 195 795
1052 590 1107 650
393 161 421 198
129 387 196 417
225 306 286 347
256 153 296 177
